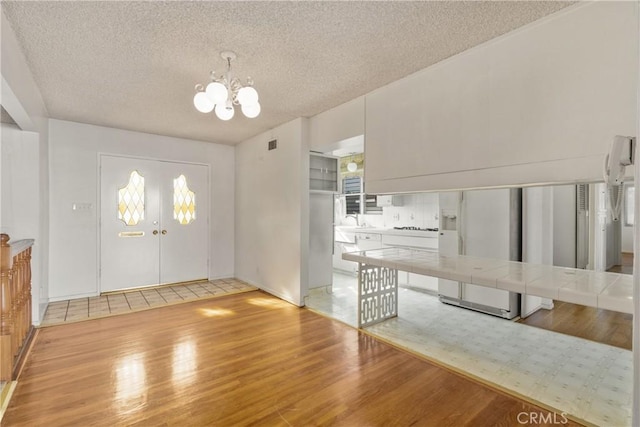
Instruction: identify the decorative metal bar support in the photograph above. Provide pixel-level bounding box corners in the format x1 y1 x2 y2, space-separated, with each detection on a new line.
0 234 34 384
357 263 398 328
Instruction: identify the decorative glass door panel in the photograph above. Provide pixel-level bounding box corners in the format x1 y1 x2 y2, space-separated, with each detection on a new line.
100 155 209 292
159 161 208 285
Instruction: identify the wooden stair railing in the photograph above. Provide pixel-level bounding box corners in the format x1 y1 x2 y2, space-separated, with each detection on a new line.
0 234 34 383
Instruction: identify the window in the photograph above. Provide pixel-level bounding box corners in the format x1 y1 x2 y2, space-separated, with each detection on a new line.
341 176 380 215
174 174 196 225
343 177 361 215
118 171 145 226
624 184 634 226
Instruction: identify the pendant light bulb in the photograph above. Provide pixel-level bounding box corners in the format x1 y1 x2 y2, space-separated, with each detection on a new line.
206 81 229 105
238 86 259 106
241 102 261 118
193 51 260 121
215 103 235 121
194 91 214 113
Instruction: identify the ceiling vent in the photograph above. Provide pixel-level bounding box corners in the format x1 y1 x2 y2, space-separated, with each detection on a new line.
268 139 277 150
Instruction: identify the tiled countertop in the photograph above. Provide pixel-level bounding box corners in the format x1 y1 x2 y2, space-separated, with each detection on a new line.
343 247 633 314
335 226 439 238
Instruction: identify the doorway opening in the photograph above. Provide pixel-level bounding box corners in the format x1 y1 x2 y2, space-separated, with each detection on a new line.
99 155 209 293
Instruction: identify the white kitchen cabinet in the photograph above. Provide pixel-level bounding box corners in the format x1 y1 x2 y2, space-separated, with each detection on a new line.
376 195 402 207
381 232 437 291
365 2 637 193
355 232 382 250
333 242 358 274
309 153 338 193
382 234 437 249
333 227 358 274
309 192 334 290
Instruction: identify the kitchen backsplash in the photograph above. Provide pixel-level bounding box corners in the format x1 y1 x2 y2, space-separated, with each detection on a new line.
340 193 439 229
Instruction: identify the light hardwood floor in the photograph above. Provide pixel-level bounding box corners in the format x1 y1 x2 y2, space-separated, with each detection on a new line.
519 253 634 351
518 300 633 350
3 291 579 426
607 252 634 275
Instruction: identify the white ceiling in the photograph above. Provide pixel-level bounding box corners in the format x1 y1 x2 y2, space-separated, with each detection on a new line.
1 1 573 145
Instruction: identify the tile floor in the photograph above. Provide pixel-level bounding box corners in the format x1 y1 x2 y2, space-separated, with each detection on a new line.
41 278 257 326
306 271 632 427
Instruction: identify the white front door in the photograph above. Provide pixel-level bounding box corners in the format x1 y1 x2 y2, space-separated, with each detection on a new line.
100 155 209 292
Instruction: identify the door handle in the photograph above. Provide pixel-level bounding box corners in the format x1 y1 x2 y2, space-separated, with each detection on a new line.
153 230 159 235
161 230 167 235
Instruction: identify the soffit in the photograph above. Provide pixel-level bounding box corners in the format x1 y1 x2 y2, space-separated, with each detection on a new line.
1 1 573 145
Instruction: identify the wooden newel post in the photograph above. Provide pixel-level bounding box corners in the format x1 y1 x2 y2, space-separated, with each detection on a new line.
24 248 32 351
12 251 22 358
0 234 13 383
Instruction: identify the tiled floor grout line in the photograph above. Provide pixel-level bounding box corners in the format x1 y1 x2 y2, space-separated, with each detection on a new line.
181 286 199 299
41 280 257 327
167 287 183 300
62 300 70 322
155 288 168 304
139 290 151 307
123 293 133 310
194 283 211 296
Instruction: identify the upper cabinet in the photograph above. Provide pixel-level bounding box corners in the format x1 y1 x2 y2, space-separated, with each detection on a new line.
376 195 401 207
365 2 638 194
309 153 338 193
309 97 365 152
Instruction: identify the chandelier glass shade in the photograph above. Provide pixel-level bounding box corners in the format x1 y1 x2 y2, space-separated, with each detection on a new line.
193 51 260 120
347 154 358 172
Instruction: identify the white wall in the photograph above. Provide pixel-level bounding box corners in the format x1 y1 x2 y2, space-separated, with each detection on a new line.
0 127 8 233
0 126 42 323
522 186 554 317
48 119 235 300
235 118 309 306
335 192 439 231
622 185 634 253
2 11 50 322
623 223 634 253
553 185 577 268
365 2 637 194
1 126 39 239
381 193 439 229
0 125 2 232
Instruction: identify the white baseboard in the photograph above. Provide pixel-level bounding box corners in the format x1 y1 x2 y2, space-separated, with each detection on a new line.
235 276 303 307
541 299 555 310
48 292 98 302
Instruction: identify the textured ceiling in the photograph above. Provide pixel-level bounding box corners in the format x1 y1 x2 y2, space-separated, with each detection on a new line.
2 1 574 145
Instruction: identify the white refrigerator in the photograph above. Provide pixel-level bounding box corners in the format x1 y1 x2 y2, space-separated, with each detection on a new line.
438 188 521 319
309 192 334 290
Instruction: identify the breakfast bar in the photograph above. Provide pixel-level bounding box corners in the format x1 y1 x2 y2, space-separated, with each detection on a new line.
343 247 633 328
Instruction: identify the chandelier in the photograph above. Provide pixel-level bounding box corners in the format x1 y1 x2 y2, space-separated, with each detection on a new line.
193 51 260 121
